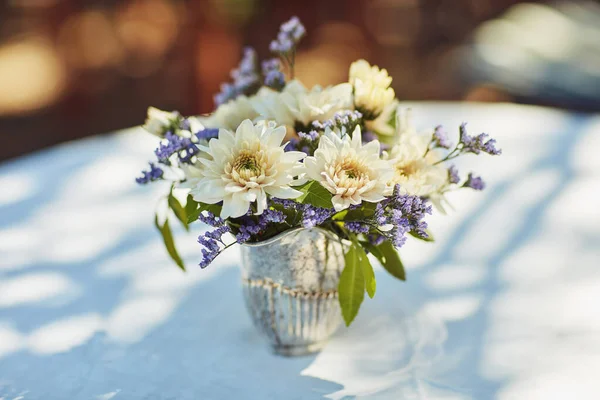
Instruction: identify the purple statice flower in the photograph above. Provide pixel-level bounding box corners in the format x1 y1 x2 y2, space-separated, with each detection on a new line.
448 165 460 184
374 203 387 226
136 162 163 184
198 224 231 269
459 123 502 156
265 70 285 89
198 211 224 227
270 198 300 210
432 125 452 149
235 208 288 243
214 47 261 106
286 130 320 154
214 83 237 106
463 173 485 190
302 205 335 228
298 130 319 141
284 138 299 152
383 185 432 246
313 110 363 134
154 131 199 165
270 17 305 54
368 234 385 246
262 58 286 90
195 128 219 141
345 221 370 234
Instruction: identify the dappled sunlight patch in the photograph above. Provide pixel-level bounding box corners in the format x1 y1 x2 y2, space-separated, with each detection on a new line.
544 176 600 234
424 264 487 291
421 294 483 322
105 294 178 343
0 325 23 358
0 272 79 308
570 116 600 173
0 172 36 206
28 313 102 355
453 168 561 262
499 227 598 285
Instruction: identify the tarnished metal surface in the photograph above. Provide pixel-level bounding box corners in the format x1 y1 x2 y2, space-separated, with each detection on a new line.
240 228 345 356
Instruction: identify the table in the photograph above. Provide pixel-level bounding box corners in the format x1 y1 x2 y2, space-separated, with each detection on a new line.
1 103 599 399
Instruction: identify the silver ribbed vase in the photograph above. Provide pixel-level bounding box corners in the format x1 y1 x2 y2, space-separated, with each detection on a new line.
240 227 346 356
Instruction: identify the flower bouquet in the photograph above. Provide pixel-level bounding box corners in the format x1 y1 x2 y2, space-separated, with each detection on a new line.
136 17 501 355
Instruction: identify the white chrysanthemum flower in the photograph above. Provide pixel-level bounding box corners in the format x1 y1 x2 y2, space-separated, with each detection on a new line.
190 119 305 219
260 80 353 126
143 107 179 137
304 126 393 211
387 108 447 197
349 59 395 119
198 95 259 131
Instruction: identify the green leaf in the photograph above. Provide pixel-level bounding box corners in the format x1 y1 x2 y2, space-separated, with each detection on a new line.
155 214 186 272
332 210 348 221
356 243 376 299
168 193 189 231
187 202 223 223
409 230 435 242
338 243 365 326
361 241 384 261
376 240 405 281
296 181 334 208
336 202 377 221
185 194 198 217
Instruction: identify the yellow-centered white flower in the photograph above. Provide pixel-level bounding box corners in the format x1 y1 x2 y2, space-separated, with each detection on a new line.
349 60 395 119
304 126 393 212
387 109 447 197
190 119 305 219
143 107 179 137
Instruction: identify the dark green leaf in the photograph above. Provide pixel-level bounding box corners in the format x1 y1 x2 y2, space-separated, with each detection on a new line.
361 241 384 261
409 230 435 242
168 193 189 231
295 181 334 208
155 215 186 272
376 240 405 281
338 243 365 326
336 202 377 221
185 194 198 217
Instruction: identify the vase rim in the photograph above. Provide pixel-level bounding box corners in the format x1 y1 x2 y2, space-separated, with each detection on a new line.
241 226 340 247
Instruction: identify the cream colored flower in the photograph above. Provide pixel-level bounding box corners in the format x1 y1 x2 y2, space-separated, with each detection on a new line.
143 107 179 137
198 95 259 131
304 126 393 211
259 80 353 127
365 99 399 136
349 60 395 119
190 120 305 219
387 109 447 197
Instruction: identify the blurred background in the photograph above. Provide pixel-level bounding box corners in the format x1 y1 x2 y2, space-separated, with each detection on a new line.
1 0 599 162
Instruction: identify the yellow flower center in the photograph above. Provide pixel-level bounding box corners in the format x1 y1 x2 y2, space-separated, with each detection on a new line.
341 159 367 180
395 160 420 177
234 152 259 173
230 150 265 183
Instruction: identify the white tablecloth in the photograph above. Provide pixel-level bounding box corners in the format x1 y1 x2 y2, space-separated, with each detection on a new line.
1 103 599 400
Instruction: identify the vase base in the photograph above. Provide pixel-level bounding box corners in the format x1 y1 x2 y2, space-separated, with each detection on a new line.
271 341 326 357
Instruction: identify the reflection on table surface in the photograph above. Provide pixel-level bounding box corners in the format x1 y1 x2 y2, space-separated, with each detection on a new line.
1 103 599 399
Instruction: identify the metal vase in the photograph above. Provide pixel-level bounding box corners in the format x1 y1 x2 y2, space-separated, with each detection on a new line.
240 227 346 356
